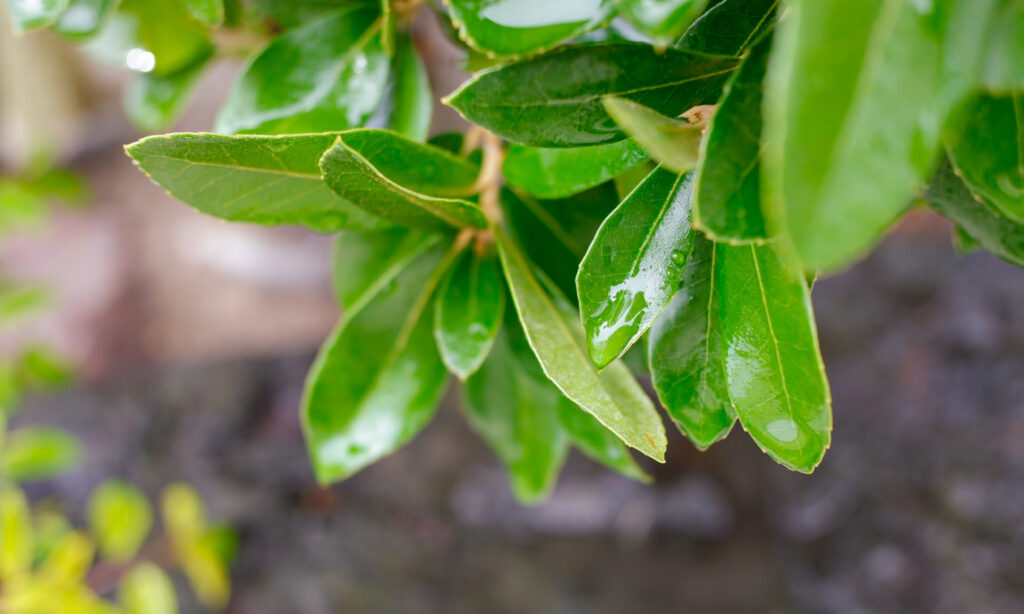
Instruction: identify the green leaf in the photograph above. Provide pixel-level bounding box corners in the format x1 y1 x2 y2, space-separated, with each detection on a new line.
333 229 439 315
718 240 831 472
2 427 80 482
161 482 205 547
462 322 569 503
445 43 738 147
253 0 346 28
302 244 453 483
693 30 770 242
946 93 1024 223
183 0 223 25
675 0 778 56
434 245 505 380
981 2 1024 91
503 140 649 200
497 232 667 462
126 132 387 232
649 235 735 449
500 185 618 301
216 7 389 134
389 36 433 143
763 0 993 272
0 485 32 579
87 480 153 563
124 53 210 132
602 97 702 174
119 0 213 76
119 563 178 614
4 0 68 31
555 398 649 481
446 0 613 57
0 285 49 323
320 133 488 230
54 0 118 39
951 223 981 255
577 167 697 368
616 0 709 46
380 0 395 55
925 157 1024 268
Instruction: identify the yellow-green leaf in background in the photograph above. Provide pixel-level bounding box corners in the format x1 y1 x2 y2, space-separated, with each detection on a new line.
0 485 33 579
119 562 178 614
88 480 154 562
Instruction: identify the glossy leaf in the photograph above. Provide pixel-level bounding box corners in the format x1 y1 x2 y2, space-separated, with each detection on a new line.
946 93 1024 223
503 140 649 199
694 31 770 242
434 246 505 380
216 7 389 134
87 480 153 563
126 132 386 232
718 240 831 472
555 398 648 481
333 229 438 315
446 43 738 147
675 0 778 56
119 563 178 614
183 0 223 25
616 0 708 46
497 232 667 461
462 323 569 503
500 185 618 301
649 235 734 449
925 157 1024 268
302 245 452 483
763 0 993 272
0 485 32 579
54 0 117 39
320 134 488 230
124 53 210 132
1 427 79 482
577 167 697 368
119 0 213 77
4 0 68 31
603 97 702 174
389 36 433 143
447 0 614 57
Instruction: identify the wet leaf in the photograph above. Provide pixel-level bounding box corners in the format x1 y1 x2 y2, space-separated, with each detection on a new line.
389 36 433 142
497 232 667 461
87 480 153 563
503 140 649 200
694 31 771 242
435 245 505 380
333 229 439 315
603 97 702 174
126 132 387 232
946 93 1024 223
616 0 708 46
718 240 831 472
446 43 737 147
577 167 696 368
675 0 778 56
649 235 735 449
216 7 389 134
446 0 613 57
302 245 453 483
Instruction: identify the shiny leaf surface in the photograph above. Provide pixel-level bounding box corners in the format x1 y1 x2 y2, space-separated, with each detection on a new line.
718 240 831 472
216 7 389 134
925 157 1024 268
126 132 387 232
577 167 697 368
320 132 488 230
333 229 438 315
447 0 613 57
675 0 777 56
446 43 737 147
119 0 213 76
694 31 770 242
302 245 451 483
649 235 735 449
763 0 992 272
603 97 702 174
87 480 153 563
497 232 667 461
946 93 1024 223
435 246 505 379
503 140 649 200
389 36 433 142
616 0 708 46
462 322 569 503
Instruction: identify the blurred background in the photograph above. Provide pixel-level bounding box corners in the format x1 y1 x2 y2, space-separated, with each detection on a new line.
2 6 1023 614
